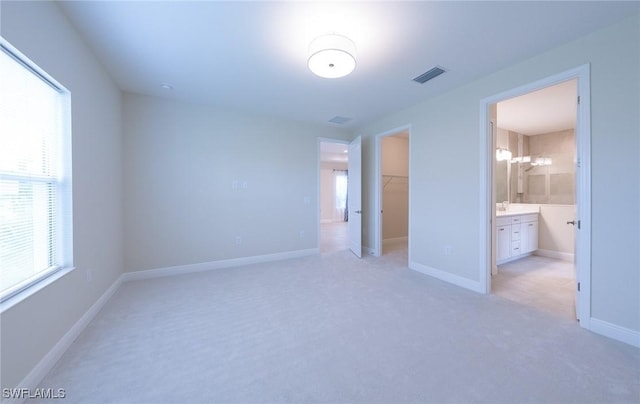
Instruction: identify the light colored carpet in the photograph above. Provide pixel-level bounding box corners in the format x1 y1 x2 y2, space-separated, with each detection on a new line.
35 248 639 403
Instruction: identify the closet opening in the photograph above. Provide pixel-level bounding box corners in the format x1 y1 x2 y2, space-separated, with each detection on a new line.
374 126 411 261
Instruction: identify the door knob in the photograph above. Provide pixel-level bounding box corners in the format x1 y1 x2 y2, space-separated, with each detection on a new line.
355 210 362 214
566 220 576 226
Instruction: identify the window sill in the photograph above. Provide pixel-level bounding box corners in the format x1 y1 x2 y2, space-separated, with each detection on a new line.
0 266 75 313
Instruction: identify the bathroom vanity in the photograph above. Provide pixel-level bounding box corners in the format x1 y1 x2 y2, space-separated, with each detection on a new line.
496 211 539 264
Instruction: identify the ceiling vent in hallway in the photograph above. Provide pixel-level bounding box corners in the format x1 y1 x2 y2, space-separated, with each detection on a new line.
413 66 446 84
328 116 352 125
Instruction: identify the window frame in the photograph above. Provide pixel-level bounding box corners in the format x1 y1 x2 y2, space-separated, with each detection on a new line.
0 38 73 309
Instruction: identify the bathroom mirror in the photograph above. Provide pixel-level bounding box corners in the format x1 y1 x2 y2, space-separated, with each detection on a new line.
495 160 509 203
494 129 576 206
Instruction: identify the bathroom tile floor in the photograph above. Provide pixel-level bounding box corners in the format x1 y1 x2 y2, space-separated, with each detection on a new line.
493 255 576 321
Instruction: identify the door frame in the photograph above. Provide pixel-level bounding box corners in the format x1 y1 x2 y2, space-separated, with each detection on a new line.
317 137 350 253
373 124 412 258
348 136 363 257
478 64 591 328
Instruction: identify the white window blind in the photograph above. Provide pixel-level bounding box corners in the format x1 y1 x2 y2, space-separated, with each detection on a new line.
0 40 72 302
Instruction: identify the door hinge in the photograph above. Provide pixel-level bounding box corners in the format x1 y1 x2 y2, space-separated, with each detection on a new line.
577 95 581 105
578 220 581 229
577 282 581 292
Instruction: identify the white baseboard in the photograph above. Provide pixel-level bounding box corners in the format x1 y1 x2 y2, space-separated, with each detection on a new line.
409 261 484 293
590 318 640 348
320 219 346 224
7 275 123 404
383 236 408 244
535 249 574 262
497 252 534 265
122 248 319 282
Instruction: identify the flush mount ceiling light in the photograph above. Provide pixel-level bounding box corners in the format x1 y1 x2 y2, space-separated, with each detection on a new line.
308 34 356 79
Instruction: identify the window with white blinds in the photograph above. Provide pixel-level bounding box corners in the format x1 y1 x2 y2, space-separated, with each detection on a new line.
0 40 72 303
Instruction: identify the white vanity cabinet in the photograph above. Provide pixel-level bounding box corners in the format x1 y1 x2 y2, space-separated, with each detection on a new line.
496 212 538 264
520 214 538 254
496 221 512 262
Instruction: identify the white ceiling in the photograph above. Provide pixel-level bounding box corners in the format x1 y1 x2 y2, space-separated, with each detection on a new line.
57 1 638 130
497 79 577 135
320 141 348 163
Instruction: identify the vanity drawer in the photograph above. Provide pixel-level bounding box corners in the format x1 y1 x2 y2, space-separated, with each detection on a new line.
511 224 521 240
510 216 522 224
511 240 521 256
521 214 538 223
496 216 511 227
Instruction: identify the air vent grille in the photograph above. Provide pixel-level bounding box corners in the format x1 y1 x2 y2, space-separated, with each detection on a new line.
413 67 446 84
328 116 352 125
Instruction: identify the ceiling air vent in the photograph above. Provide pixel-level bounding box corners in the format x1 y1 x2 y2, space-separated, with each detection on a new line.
328 116 352 125
413 66 446 84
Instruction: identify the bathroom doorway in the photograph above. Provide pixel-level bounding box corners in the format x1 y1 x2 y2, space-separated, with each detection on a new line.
480 65 591 326
492 79 578 320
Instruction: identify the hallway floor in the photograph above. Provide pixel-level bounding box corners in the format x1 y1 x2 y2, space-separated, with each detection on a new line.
493 254 576 321
320 221 348 253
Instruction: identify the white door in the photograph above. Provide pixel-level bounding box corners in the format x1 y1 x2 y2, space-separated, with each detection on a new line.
570 199 579 320
348 136 362 257
571 86 580 321
572 215 578 319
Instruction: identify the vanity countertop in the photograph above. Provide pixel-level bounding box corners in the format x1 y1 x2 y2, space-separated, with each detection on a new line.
496 209 539 217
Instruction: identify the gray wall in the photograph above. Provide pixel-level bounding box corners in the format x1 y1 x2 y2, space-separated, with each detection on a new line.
123 94 351 272
357 14 640 332
1 1 124 389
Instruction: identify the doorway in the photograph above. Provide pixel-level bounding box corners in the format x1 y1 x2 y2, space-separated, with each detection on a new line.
319 140 349 253
491 79 578 320
374 126 411 260
479 65 591 328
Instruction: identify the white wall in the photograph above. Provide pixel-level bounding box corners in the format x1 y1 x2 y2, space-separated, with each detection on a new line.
357 14 640 333
507 203 575 256
1 1 124 389
382 136 409 240
538 205 576 255
123 94 350 272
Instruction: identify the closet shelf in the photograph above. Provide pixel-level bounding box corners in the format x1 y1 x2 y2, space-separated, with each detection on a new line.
383 175 408 190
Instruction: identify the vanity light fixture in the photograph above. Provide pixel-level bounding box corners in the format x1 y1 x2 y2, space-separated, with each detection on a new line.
495 148 512 162
308 34 356 79
510 156 531 164
511 155 551 166
531 156 553 166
